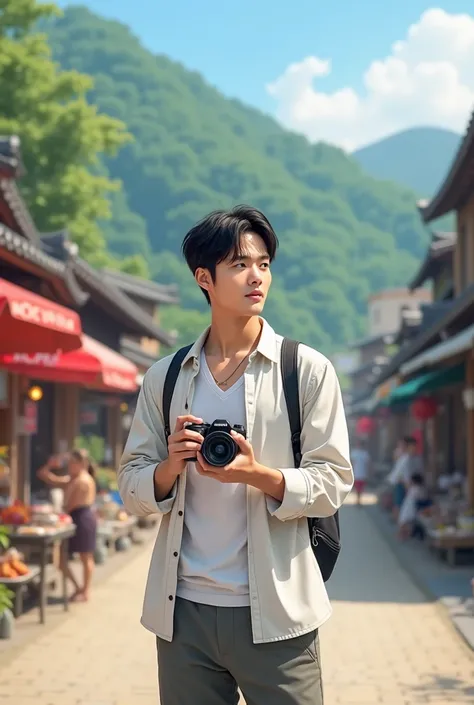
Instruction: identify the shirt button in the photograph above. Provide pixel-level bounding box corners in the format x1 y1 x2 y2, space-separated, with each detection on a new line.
178 510 183 516
173 551 178 557
168 595 174 601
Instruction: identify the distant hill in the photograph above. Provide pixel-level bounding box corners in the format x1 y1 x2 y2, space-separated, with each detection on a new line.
46 7 432 353
353 127 461 198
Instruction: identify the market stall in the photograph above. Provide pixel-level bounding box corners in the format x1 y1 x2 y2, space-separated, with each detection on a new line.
0 501 76 624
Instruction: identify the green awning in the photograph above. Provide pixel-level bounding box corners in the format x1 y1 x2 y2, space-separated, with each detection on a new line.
388 363 465 405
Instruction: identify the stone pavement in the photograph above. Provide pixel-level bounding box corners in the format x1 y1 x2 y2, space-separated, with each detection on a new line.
0 495 473 705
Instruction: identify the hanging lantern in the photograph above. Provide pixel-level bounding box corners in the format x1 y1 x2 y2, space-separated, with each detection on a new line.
411 396 437 421
356 416 376 435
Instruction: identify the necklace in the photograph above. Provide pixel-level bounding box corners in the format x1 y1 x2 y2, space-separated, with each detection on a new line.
209 352 251 388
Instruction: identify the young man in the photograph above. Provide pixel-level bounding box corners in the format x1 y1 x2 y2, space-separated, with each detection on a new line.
118 205 353 705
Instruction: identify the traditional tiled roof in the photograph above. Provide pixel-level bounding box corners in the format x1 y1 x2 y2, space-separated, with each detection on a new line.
102 268 179 305
419 111 474 222
41 232 177 347
0 223 88 307
409 232 456 290
373 286 474 385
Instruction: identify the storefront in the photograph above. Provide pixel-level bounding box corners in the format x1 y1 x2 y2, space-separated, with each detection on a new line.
0 334 138 500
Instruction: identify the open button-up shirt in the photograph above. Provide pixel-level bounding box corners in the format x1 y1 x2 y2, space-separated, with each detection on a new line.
118 320 353 643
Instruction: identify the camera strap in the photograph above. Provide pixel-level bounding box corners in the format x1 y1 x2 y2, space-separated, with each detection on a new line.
162 343 192 439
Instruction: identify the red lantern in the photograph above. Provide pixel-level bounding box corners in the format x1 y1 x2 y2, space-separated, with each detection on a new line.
356 416 376 435
411 396 437 421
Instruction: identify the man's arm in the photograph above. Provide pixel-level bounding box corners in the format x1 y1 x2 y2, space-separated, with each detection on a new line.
266 359 354 521
117 366 177 517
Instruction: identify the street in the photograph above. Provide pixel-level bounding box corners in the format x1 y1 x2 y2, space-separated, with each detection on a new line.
0 495 473 705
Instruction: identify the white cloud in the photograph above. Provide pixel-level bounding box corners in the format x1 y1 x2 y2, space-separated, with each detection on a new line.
266 9 474 151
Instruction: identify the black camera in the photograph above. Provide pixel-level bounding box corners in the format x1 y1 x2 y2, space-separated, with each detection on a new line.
185 419 247 467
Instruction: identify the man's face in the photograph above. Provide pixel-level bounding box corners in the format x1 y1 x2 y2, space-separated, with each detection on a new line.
196 232 272 316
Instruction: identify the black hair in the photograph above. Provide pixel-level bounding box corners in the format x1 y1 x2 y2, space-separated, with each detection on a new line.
71 448 96 478
403 436 417 446
181 205 279 304
411 473 424 485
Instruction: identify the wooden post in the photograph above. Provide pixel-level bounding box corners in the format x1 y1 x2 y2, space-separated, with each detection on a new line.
107 404 123 470
466 354 474 509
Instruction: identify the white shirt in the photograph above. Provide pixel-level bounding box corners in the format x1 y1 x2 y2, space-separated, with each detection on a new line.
177 350 249 606
351 448 370 480
388 453 410 486
118 319 353 644
398 485 425 525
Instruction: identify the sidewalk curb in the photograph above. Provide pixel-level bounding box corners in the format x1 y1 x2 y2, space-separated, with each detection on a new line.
364 501 474 653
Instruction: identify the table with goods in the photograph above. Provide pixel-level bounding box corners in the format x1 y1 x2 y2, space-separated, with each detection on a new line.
419 484 474 566
0 501 76 624
94 491 138 562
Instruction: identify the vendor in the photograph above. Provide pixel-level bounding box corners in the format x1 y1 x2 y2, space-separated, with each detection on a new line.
37 449 97 603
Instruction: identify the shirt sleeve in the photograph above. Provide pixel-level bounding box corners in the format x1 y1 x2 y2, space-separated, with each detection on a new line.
267 359 354 521
117 365 177 517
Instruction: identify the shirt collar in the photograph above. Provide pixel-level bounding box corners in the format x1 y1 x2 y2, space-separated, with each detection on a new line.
181 317 278 367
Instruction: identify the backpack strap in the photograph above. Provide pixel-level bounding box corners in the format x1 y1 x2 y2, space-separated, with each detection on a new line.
162 344 193 439
280 338 302 466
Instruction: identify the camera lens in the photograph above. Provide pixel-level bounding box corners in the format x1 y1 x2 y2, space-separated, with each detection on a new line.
201 431 238 467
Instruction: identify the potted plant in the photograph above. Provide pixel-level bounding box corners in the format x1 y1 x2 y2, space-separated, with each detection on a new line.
0 526 15 639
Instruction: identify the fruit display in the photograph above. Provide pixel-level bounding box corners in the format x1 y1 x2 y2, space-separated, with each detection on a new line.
0 501 73 533
0 500 30 526
0 548 29 579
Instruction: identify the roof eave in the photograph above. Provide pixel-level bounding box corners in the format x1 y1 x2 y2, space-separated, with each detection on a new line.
373 283 474 385
0 224 88 307
73 259 176 346
418 113 474 223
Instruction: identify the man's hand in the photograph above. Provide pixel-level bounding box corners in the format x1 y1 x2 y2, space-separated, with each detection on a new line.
167 415 205 474
196 431 256 484
195 431 285 502
153 415 204 501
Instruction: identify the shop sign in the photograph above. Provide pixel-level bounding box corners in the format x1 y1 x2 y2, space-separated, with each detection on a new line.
10 299 78 333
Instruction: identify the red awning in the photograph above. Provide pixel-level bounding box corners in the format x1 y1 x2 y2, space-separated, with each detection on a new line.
0 334 138 393
0 278 82 353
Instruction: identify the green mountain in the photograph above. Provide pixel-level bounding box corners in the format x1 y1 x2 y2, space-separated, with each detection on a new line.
353 127 461 199
46 6 429 353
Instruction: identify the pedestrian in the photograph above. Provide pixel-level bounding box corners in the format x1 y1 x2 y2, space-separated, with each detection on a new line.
118 205 354 705
397 473 428 541
387 436 422 521
37 449 97 602
350 437 371 505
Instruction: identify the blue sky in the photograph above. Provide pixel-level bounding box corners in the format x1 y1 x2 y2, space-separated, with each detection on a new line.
56 1 472 109
56 2 474 148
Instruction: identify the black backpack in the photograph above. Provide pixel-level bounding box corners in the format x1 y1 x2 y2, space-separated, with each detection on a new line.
162 337 341 582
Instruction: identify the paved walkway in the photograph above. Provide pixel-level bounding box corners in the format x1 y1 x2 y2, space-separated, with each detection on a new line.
0 496 473 704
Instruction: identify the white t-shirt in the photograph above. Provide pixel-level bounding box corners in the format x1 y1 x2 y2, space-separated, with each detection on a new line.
388 453 422 486
398 485 425 525
351 448 370 480
177 350 249 606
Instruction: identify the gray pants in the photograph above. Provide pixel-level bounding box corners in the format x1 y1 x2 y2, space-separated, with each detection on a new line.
157 598 324 705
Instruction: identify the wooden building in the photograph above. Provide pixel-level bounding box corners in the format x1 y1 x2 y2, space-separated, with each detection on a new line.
0 136 177 503
372 111 474 507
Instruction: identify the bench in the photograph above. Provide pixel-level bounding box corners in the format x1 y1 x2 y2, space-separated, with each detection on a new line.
427 532 474 566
